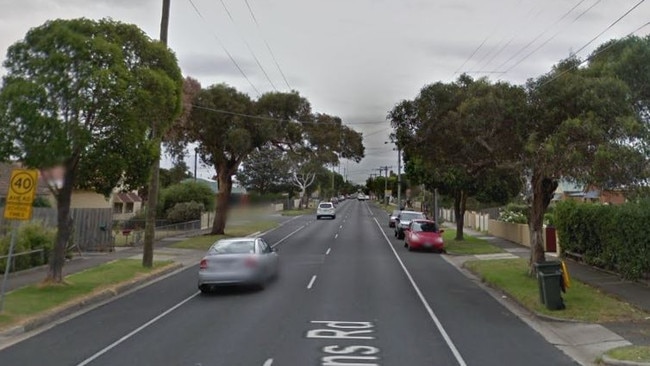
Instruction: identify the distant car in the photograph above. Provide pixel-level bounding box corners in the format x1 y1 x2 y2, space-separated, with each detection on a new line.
357 193 367 201
331 197 339 205
317 202 336 219
404 219 445 252
388 209 401 228
394 210 427 239
198 237 279 293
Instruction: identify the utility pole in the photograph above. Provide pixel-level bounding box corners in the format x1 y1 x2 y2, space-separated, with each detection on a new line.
378 166 391 204
143 0 171 268
397 146 401 209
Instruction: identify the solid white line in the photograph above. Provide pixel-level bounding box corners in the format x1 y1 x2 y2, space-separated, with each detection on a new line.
326 248 331 255
263 358 274 366
75 292 200 366
307 275 317 289
271 224 306 248
373 218 468 366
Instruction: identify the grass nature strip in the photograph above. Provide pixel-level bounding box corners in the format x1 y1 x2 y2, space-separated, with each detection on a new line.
0 259 174 330
442 228 504 255
464 258 649 323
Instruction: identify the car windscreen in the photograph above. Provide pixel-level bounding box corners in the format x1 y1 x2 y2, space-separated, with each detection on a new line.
210 240 256 254
413 222 439 233
400 212 425 221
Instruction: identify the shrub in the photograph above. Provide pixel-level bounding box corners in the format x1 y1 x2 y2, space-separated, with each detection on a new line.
0 222 55 272
166 201 204 224
159 181 214 216
498 205 528 224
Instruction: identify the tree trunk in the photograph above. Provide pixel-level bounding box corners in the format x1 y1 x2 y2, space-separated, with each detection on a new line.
528 170 558 273
45 166 75 283
453 190 467 241
143 157 159 268
299 188 307 209
212 171 233 235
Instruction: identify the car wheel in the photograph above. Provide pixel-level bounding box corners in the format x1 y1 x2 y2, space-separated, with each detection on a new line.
333 215 336 219
407 244 413 251
403 241 408 248
316 216 320 220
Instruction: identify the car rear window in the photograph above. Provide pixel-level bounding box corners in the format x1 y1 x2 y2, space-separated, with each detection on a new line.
413 222 439 232
210 240 256 254
319 203 333 209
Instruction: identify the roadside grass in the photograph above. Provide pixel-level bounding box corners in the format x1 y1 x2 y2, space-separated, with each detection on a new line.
0 259 173 330
464 258 649 323
171 220 279 251
442 229 504 255
605 345 650 363
282 208 315 216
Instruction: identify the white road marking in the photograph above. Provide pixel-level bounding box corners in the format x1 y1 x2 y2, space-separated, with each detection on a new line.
75 292 200 366
271 224 307 248
335 233 338 239
373 217 468 366
263 359 273 366
326 248 331 255
307 275 317 289
339 225 343 229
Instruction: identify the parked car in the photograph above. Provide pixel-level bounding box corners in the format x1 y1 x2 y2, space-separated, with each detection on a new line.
394 210 427 239
404 219 445 252
388 209 401 228
198 237 279 293
357 193 367 201
317 202 336 219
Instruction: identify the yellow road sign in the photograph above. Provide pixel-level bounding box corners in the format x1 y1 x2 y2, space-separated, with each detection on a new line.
3 169 39 220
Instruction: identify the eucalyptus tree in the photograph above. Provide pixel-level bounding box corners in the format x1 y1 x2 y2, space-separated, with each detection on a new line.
174 87 364 234
237 145 291 195
0 19 182 282
390 76 526 239
523 55 650 269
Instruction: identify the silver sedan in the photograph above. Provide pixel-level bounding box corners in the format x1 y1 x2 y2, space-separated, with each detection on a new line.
198 237 279 293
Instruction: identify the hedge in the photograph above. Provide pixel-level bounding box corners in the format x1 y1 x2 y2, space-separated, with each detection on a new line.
555 200 650 280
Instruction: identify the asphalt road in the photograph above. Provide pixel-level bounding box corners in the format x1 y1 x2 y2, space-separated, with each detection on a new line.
0 200 578 365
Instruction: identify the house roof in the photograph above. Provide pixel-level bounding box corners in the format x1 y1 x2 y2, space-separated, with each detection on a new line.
114 192 142 203
0 162 51 196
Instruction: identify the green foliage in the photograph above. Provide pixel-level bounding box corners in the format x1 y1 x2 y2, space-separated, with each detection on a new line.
555 200 650 280
237 146 291 194
32 196 52 207
159 181 214 215
247 192 286 204
166 201 204 224
0 222 55 272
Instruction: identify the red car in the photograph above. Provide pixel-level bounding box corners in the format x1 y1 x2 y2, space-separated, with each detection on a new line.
404 219 445 252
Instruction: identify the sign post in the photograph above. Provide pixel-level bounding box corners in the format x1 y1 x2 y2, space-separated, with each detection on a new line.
0 168 39 312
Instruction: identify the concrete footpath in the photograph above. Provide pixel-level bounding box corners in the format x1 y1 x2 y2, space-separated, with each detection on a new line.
443 223 650 366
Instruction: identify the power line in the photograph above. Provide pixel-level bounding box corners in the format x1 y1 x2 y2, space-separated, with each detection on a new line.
504 0 603 74
218 0 278 91
454 36 489 75
187 0 261 97
244 0 292 90
539 21 650 88
495 0 589 73
571 0 645 56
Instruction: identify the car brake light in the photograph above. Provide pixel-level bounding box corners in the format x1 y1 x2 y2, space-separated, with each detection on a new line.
199 258 208 270
244 256 258 268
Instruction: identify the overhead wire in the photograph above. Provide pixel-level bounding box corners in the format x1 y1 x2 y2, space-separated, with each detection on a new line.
244 0 292 90
571 0 645 56
187 0 261 97
218 0 278 91
503 0 603 74
494 0 589 73
538 21 650 88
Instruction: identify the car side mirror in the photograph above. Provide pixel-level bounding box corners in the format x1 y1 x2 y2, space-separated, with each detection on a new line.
272 247 278 252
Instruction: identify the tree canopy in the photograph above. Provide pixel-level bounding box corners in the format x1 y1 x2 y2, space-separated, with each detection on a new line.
0 18 183 282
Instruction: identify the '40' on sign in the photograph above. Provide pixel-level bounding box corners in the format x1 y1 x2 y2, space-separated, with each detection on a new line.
3 169 39 220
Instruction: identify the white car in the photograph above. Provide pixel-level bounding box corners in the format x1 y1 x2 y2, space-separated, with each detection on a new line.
317 202 336 219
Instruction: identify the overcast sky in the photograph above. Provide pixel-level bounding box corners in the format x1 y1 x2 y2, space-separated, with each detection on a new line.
1 0 648 184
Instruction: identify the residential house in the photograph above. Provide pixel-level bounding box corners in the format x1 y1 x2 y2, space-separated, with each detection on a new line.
552 179 626 205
